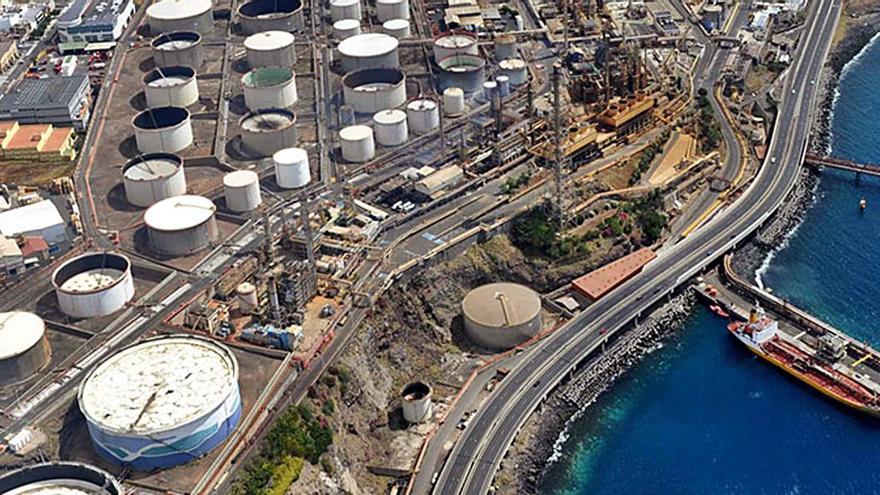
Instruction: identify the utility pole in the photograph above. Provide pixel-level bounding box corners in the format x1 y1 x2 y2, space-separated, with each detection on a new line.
552 63 567 229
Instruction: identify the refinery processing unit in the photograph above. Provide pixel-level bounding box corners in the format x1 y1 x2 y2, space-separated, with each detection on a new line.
0 0 845 493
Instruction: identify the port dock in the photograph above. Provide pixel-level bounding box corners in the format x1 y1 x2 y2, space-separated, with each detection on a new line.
694 255 880 412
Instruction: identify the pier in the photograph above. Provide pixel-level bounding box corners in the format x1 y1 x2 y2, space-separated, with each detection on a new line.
693 256 880 411
805 153 880 178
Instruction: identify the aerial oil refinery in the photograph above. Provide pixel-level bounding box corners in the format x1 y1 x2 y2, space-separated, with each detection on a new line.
0 0 858 492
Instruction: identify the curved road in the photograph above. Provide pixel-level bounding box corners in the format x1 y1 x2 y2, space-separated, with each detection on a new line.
434 1 841 493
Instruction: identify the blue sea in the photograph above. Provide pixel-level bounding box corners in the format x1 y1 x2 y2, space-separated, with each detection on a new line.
540 36 880 495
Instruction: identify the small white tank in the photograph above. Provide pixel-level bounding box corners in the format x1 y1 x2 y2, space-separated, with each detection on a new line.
333 18 361 40
499 58 528 86
382 19 410 39
406 99 440 134
330 0 360 22
483 80 497 101
443 87 465 116
223 170 262 213
273 147 311 188
376 0 409 21
237 282 258 312
372 109 408 147
401 381 432 423
496 75 511 97
339 125 375 163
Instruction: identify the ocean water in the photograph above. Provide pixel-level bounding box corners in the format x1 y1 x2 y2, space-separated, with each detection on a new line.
540 36 880 495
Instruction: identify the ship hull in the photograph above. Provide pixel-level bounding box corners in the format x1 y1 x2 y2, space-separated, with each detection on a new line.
728 326 880 418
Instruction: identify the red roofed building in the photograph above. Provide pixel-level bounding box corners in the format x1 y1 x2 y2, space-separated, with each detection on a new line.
19 235 49 263
571 248 657 301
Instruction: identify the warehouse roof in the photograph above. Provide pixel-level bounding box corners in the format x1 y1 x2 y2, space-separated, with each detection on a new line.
0 75 88 112
0 200 65 239
571 248 656 300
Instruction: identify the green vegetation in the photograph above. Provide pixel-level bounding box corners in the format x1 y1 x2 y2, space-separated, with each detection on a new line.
501 170 533 194
619 189 668 244
696 94 722 152
511 207 592 259
232 404 333 495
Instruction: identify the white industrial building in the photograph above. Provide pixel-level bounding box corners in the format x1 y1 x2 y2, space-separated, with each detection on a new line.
0 235 23 276
57 0 137 43
415 164 463 197
0 200 68 251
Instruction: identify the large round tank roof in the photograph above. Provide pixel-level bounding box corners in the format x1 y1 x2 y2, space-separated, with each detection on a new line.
0 311 45 361
152 31 201 50
434 33 477 49
224 169 259 188
79 335 238 436
147 0 213 20
144 65 195 87
499 58 526 70
338 33 398 58
52 252 132 296
240 109 296 131
238 0 302 17
339 124 373 141
407 98 437 111
123 153 183 182
273 146 308 164
132 106 190 130
144 194 216 231
244 30 295 51
0 462 123 495
373 109 406 125
242 67 294 88
334 18 360 30
462 282 541 329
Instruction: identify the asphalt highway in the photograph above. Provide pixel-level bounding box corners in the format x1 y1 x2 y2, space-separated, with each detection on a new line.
434 1 841 493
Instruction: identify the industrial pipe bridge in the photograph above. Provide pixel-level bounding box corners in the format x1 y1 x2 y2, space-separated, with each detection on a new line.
805 153 880 178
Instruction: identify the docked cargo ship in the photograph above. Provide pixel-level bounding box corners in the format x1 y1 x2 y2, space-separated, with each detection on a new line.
728 307 880 417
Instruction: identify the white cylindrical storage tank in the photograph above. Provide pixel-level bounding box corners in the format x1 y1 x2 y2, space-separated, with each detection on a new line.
494 33 517 61
237 282 258 312
240 109 298 158
406 99 440 134
339 125 375 163
432 32 478 64
338 33 399 72
372 109 408 146
401 381 432 423
496 75 511 97
143 65 199 108
242 67 297 111
333 19 361 40
145 195 218 256
132 106 193 154
443 87 465 116
0 463 124 495
0 311 50 386
223 170 262 213
147 0 213 35
244 31 296 69
238 0 304 33
152 31 205 68
382 18 410 39
342 67 406 114
330 0 360 22
78 335 241 470
273 147 311 188
482 80 497 101
437 53 486 93
122 153 187 208
499 58 528 86
462 282 542 351
377 0 409 21
52 252 136 319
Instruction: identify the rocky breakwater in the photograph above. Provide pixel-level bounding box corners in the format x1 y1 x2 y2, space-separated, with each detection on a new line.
508 291 696 494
